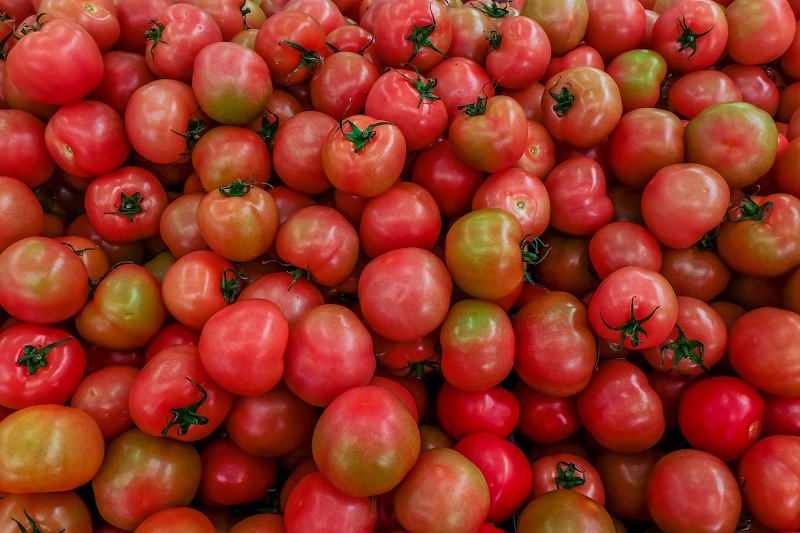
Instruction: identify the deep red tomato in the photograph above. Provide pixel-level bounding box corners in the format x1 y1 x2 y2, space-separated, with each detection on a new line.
114 0 172 53
650 0 728 72
646 449 742 533
0 323 85 409
659 246 731 303
88 51 158 116
284 471 377 532
197 436 277 507
589 222 662 279
762 393 800 437
513 380 581 444
371 0 452 72
0 491 92 533
544 156 614 235
428 55 495 124
436 381 520 440
529 452 605 505
70 364 139 442
411 139 485 217
253 10 326 87
594 449 661 521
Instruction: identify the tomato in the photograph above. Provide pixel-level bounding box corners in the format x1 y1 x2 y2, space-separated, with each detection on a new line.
517 489 615 532
485 15 550 89
659 246 731 303
528 233 599 298
284 471 377 533
0 491 92 533
198 298 289 397
197 436 277 506
88 51 157 116
577 359 665 452
513 380 581 444
0 324 85 409
310 50 379 119
253 10 326 87
69 364 138 442
411 139 485 217
283 304 375 407
92 428 202 531
372 0 451 73
650 0 728 72
0 236 89 324
0 404 104 493
540 66 623 149
84 166 168 244
191 125 272 191
646 449 742 533
606 49 667 113
728 307 800 397
668 70 742 120
359 247 451 343
584 0 646 60
196 179 279 263
520 0 588 56
271 111 336 195
133 507 216 533
114 0 172 53
428 56 495 124
229 514 286 533
678 376 763 462
726 0 796 65
718 193 800 278
76 263 167 350
238 271 324 323
6 18 103 105
594 449 661 521
394 448 489 533
513 291 596 397
436 381 520 440
0 176 43 254
129 345 233 442
544 156 613 236
589 222 662 279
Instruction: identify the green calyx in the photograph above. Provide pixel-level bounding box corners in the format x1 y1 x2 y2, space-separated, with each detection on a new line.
104 191 144 222
16 337 72 375
162 377 210 437
600 296 660 351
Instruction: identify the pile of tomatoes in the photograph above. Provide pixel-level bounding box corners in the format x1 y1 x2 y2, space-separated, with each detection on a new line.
2 0 800 530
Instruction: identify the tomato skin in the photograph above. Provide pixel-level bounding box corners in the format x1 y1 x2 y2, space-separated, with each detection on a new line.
0 404 104 493
134 507 216 533
88 51 158 116
650 0 728 73
284 471 377 533
411 139 485 217
513 291 597 398
197 436 277 507
0 491 93 533
544 156 613 235
92 428 202 531
726 0 796 65
517 489 615 532
595 449 661 521
70 364 139 442
513 381 581 444
192 126 272 191
520 0 588 56
359 247 451 343
229 514 286 533
589 222 662 279
0 176 43 254
238 271 324 324
272 111 336 195
436 381 520 440
577 359 665 453
646 449 742 533
0 324 85 409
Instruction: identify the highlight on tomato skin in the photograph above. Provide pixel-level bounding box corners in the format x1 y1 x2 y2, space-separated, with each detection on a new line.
2 0 800 530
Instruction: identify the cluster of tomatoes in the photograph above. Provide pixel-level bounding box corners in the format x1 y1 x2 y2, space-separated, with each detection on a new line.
1 0 800 531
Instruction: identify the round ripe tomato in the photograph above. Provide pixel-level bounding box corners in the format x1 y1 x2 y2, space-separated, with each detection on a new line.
723 63 781 117
358 247 451 343
322 114 406 198
0 324 85 409
0 404 104 493
44 99 130 178
0 236 89 324
589 222 662 279
0 176 43 254
196 179 279 263
513 381 581 444
6 18 103 105
577 359 665 453
449 94 527 173
513 291 596 397
275 206 360 287
762 393 800 437
471 167 550 238
606 49 667 112
641 296 727 378
92 428 201 531
678 376 763 461
454 432 531 524
528 232 599 298
650 0 728 72
372 0 451 73
685 102 778 189
647 450 741 532
70 364 138 442
76 263 167 350
517 489 615 532
544 44 605 81
198 299 288 397
738 436 800 532
161 250 238 331
427 56 495 124
229 514 286 533
191 126 271 191
272 111 336 195
253 10 326 87
439 299 514 391
445 208 525 301
594 449 661 521
37 0 119 52
0 109 55 188
394 448 489 533
659 246 731 302
310 50 379 119
520 0 588 56
544 156 613 235
129 345 233 442
436 381 520 440
513 119 556 177
716 193 800 278
411 139 485 217
58 235 111 281
125 79 208 165
668 70 742 120
728 307 800 396
0 491 92 533
364 68 448 153
197 436 277 507
313 386 420 497
88 51 158 116
640 163 730 249
84 166 168 244
133 507 215 533
529 453 605 505
284 471 377 532
540 66 623 149
283 304 375 407
225 382 317 458
238 271 324 323
114 0 172 53
584 0 646 60
485 15 551 89
588 266 679 351
726 0 795 65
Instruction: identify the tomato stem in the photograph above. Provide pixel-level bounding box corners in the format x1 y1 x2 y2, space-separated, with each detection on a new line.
396 66 441 107
162 377 210 437
279 40 323 78
726 194 773 223
218 179 252 197
661 323 707 376
255 110 279 151
171 118 208 157
676 16 713 60
144 20 168 61
457 94 488 117
339 120 394 153
555 461 586 490
520 234 550 284
473 0 511 19
240 0 251 29
16 337 72 375
104 191 145 222
220 268 241 304
11 508 59 533
61 242 98 256
287 267 311 291
548 77 575 117
485 30 502 50
406 5 448 63
599 296 660 351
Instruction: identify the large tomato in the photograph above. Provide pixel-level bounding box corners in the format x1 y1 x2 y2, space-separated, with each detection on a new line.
0 491 92 533
517 490 614 532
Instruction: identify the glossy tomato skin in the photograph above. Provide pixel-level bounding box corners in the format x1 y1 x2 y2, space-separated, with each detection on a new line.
0 491 93 533
284 471 377 533
191 125 272 191
650 0 728 72
513 380 581 444
472 167 551 238
436 381 520 440
0 176 43 254
762 393 800 437
70 364 139 442
529 452 605 505
589 222 662 279
517 489 615 532
594 449 661 521
544 156 613 235
271 110 336 195
0 324 86 409
197 436 277 507
0 404 104 493
577 359 665 452
646 449 741 533
92 428 202 531
88 51 158 116
238 271 324 324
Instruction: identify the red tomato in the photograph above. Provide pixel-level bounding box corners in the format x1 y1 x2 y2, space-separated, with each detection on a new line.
650 0 728 72
436 381 520 440
726 0 796 65
284 471 377 532
0 491 92 533
513 381 581 444
271 110 336 195
310 50 379 119
529 453 605 505
589 222 662 279
594 449 661 521
584 0 646 60
197 436 277 507
253 10 326 87
70 364 139 442
134 507 216 533
485 15 551 89
372 0 452 72
411 139 485 217
472 167 550 238
88 51 158 116
668 70 742 119
0 176 43 254
544 156 613 235
517 489 614 532
191 125 271 191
